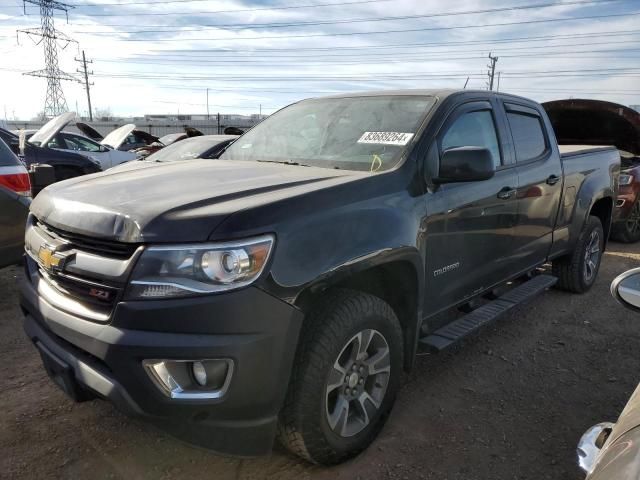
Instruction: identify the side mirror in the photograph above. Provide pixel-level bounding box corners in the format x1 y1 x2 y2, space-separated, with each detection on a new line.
611 268 640 311
99 145 110 152
434 147 495 184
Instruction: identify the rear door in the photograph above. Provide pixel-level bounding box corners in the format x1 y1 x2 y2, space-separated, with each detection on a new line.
500 101 563 271
424 99 519 314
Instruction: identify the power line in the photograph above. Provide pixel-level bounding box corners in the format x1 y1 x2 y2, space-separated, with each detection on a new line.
66 0 624 31
144 30 640 54
67 11 640 41
102 45 640 65
0 0 393 12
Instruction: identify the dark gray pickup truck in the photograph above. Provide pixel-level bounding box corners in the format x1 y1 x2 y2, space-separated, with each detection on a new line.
20 89 620 464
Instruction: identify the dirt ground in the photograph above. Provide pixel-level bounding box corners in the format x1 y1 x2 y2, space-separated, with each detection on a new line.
1 242 640 480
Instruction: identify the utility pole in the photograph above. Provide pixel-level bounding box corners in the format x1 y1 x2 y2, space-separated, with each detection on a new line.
75 50 94 121
487 53 499 91
217 112 220 134
496 72 502 92
206 88 210 120
259 103 262 118
17 0 77 117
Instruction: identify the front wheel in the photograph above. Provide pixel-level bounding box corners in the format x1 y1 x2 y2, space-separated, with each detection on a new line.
278 290 403 465
553 215 604 293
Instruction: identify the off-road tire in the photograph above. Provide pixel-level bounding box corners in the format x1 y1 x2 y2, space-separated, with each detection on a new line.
277 289 403 465
553 215 604 293
611 200 640 243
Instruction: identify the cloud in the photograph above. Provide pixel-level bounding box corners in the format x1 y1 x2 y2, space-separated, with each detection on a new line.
1 0 638 118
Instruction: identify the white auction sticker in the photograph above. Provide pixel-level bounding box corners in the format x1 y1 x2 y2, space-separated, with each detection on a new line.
357 131 414 146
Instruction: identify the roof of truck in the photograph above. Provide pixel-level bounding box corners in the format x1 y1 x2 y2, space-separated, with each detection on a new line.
316 89 532 102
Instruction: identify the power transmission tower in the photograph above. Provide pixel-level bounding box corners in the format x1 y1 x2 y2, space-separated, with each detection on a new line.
487 53 499 91
75 50 94 121
17 0 77 118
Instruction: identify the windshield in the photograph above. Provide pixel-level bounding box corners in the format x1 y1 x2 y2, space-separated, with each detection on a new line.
147 136 231 162
220 95 435 171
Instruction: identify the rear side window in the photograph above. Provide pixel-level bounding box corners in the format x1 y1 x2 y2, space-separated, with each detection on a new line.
507 112 547 162
0 138 19 166
441 110 501 167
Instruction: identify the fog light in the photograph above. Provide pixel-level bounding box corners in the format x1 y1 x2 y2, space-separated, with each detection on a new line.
143 359 233 400
192 361 207 386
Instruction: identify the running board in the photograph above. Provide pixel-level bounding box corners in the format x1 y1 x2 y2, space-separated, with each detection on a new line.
419 274 557 351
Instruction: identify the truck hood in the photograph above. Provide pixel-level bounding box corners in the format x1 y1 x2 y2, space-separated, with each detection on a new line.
29 112 76 147
30 159 360 243
100 124 136 149
543 99 640 156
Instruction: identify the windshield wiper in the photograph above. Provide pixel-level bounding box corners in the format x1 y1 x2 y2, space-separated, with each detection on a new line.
256 159 311 167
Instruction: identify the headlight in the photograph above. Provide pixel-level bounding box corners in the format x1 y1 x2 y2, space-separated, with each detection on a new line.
620 174 634 186
126 235 274 299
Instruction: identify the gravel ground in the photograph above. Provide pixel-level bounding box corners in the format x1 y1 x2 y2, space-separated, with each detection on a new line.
1 242 639 480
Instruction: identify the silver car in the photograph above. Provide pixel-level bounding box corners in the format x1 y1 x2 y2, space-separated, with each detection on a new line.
578 267 640 479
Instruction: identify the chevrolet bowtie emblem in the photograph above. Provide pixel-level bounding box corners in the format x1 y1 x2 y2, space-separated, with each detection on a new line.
38 245 74 273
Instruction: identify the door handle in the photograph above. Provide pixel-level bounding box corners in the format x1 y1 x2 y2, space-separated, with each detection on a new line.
497 187 517 200
546 174 560 186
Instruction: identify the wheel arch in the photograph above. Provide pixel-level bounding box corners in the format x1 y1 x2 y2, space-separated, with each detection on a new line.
589 196 614 249
294 251 424 372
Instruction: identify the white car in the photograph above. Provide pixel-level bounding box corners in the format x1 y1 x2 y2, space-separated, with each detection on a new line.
23 114 138 170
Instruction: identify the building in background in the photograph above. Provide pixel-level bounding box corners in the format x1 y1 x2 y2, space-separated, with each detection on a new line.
6 112 267 137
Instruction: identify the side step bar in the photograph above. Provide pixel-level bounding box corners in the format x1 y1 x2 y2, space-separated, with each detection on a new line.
419 274 557 351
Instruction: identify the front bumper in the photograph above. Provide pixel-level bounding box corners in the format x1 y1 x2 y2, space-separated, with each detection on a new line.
21 272 303 456
577 422 614 475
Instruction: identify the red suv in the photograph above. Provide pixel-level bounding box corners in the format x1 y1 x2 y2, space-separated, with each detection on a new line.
544 99 640 242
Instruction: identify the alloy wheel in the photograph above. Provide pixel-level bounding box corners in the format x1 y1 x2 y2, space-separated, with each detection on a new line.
584 229 601 283
325 329 391 438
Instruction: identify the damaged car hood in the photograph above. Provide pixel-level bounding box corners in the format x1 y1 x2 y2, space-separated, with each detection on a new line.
30 159 361 243
29 112 76 147
101 124 136 149
543 99 640 156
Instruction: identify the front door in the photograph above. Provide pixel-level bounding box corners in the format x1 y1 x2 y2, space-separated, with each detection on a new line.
424 100 519 316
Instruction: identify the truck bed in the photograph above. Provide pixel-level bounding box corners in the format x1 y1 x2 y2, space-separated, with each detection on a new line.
559 144 617 159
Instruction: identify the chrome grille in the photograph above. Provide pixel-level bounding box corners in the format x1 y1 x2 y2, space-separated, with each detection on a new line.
27 217 142 322
35 219 138 259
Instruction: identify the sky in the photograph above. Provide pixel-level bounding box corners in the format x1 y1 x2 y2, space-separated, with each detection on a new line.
0 0 638 119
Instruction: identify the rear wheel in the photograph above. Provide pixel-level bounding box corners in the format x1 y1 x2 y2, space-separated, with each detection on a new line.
278 290 403 465
612 200 640 243
553 215 604 293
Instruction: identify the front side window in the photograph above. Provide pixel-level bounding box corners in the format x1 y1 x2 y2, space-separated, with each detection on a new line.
441 110 501 167
220 95 436 172
62 134 101 152
507 112 547 162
